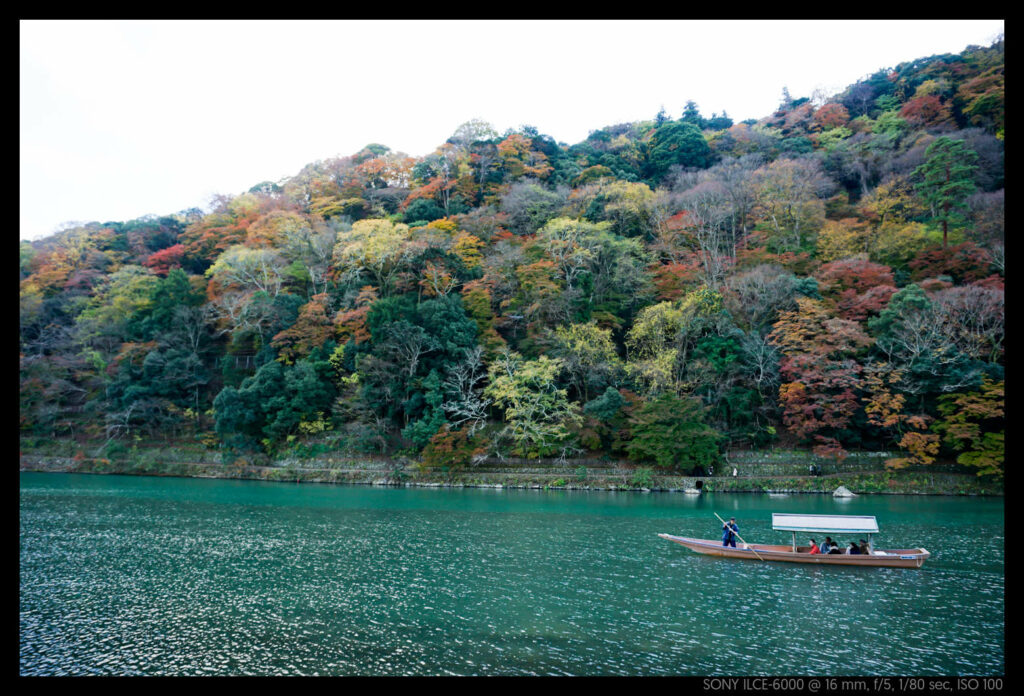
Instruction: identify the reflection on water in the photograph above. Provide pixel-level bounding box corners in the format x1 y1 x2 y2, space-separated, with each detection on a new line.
20 473 1003 676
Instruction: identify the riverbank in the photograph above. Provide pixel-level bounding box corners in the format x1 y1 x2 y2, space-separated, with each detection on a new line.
19 437 1003 496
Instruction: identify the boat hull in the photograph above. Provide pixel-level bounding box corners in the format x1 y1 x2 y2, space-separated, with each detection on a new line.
658 534 930 568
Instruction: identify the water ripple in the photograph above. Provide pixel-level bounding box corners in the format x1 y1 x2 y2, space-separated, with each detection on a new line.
20 474 1003 676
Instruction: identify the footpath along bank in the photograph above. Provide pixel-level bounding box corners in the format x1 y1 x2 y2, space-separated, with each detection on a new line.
19 438 1002 496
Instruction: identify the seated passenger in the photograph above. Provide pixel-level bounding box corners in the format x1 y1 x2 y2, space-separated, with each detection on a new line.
847 542 861 555
808 539 820 554
858 539 870 555
820 537 835 554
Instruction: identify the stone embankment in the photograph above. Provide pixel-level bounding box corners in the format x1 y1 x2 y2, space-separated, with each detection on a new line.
18 439 1001 496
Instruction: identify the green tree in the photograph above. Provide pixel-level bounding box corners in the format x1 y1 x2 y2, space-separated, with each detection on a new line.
913 137 979 248
356 294 479 433
213 349 337 451
578 386 637 454
625 392 722 471
680 100 705 129
131 267 204 339
500 180 566 235
869 285 981 397
646 121 713 180
401 369 448 449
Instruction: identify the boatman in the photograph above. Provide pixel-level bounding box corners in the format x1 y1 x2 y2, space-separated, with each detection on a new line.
722 517 739 547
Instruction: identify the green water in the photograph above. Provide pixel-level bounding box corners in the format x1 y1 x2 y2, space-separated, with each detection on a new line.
19 473 1003 676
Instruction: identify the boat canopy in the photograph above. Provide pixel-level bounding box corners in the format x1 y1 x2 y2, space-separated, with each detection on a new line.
771 513 879 534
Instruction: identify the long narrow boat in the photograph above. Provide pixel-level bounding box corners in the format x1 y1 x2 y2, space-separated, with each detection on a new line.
659 513 930 569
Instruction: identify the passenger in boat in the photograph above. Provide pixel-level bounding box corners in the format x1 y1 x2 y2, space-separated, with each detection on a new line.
722 517 739 547
828 545 844 555
819 537 834 554
808 539 820 554
847 542 861 555
858 539 870 555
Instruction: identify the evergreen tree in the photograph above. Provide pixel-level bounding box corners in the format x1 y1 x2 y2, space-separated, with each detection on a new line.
913 137 979 248
645 121 713 181
625 393 722 471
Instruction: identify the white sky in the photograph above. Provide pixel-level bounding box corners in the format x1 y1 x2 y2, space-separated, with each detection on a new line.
20 19 1005 242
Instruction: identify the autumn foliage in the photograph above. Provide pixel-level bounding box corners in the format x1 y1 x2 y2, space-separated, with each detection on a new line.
19 38 1003 479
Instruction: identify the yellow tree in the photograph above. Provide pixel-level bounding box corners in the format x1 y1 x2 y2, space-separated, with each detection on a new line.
551 322 622 401
460 280 506 357
244 210 310 248
815 218 872 262
752 158 830 252
484 350 582 458
205 245 287 298
624 287 724 396
74 265 160 354
452 232 485 270
861 362 939 469
580 179 657 238
858 175 926 227
497 133 553 181
934 378 1004 478
536 217 607 290
332 219 417 296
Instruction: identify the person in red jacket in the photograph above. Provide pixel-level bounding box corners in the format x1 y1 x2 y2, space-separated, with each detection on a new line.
808 539 821 554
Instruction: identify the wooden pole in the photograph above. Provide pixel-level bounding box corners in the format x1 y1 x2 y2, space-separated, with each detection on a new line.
715 512 765 561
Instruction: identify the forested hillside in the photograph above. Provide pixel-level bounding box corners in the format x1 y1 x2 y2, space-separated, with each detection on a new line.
20 39 1004 478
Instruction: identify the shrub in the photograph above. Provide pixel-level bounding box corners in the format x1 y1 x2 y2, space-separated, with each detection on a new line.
419 425 487 474
629 467 655 489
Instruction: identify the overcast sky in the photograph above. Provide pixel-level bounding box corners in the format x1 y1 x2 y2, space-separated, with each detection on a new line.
20 19 1005 242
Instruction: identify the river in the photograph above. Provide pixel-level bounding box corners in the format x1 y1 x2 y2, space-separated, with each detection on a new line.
19 472 1004 676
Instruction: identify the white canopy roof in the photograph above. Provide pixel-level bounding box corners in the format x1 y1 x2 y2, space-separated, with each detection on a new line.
772 513 879 534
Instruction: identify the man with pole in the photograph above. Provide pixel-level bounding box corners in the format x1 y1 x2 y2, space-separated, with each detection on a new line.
713 512 764 561
722 516 739 547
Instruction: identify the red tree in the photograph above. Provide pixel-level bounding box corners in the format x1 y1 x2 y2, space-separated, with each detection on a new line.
143 244 186 276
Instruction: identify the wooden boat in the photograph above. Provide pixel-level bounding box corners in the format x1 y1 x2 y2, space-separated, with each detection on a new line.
659 513 930 569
